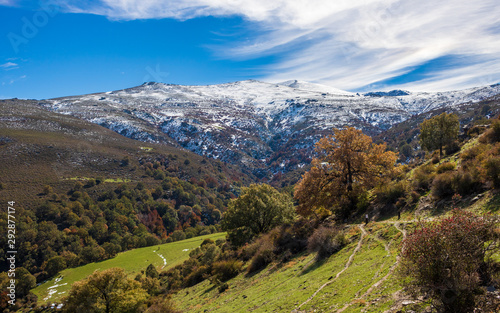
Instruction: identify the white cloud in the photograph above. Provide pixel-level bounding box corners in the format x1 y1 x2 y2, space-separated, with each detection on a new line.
0 0 16 6
0 62 18 70
55 0 500 91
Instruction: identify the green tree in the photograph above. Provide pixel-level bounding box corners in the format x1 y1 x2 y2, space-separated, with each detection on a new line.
221 184 295 245
45 256 67 277
63 267 147 313
145 264 159 279
16 267 36 298
294 127 398 219
419 112 459 157
399 143 413 160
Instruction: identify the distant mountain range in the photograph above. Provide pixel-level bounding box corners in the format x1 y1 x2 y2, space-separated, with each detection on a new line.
38 80 500 177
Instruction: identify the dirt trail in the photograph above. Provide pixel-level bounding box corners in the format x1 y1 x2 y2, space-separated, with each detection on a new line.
335 222 407 313
291 224 367 313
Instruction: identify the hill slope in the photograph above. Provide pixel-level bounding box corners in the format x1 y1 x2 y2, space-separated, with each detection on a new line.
173 223 403 313
0 98 252 206
32 232 226 304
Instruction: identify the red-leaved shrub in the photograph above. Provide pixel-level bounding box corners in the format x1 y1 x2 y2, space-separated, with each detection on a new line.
399 210 499 313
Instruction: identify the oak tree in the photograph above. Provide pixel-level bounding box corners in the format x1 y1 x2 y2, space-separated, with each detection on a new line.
294 127 398 218
221 184 295 245
63 267 147 313
419 112 459 157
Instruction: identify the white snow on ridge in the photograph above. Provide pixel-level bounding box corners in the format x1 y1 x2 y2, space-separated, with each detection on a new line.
277 80 355 96
39 80 500 168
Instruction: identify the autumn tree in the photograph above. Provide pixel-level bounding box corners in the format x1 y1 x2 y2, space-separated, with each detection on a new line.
63 267 147 313
419 112 459 157
294 127 398 219
221 184 295 246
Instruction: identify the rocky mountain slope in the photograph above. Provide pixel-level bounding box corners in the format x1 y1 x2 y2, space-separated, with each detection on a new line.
38 80 500 177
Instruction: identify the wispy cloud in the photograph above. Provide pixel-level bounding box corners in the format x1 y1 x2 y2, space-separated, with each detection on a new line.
0 62 19 70
0 0 17 6
37 0 500 91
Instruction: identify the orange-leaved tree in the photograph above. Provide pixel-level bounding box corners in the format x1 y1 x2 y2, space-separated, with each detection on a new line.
294 127 398 219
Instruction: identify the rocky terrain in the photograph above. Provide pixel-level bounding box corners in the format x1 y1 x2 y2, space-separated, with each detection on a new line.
38 80 500 177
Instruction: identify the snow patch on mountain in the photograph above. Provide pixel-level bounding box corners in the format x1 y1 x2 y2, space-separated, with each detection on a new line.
40 80 500 176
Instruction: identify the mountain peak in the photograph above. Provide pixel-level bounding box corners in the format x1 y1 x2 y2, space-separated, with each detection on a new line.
277 80 354 96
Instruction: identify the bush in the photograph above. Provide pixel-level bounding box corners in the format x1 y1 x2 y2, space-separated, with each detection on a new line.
431 173 455 199
431 154 440 164
412 164 436 191
184 265 209 287
201 238 214 247
273 223 310 255
218 282 229 293
480 120 500 143
374 181 407 205
227 227 254 247
43 185 53 195
170 230 186 242
436 162 456 174
145 264 159 279
307 226 346 260
247 239 275 274
432 169 482 199
146 297 181 313
453 170 482 196
483 156 500 188
445 140 461 155
399 210 500 313
461 145 486 162
212 260 243 282
238 242 260 262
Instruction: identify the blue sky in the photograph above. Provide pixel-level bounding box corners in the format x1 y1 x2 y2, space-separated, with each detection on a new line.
1 0 499 99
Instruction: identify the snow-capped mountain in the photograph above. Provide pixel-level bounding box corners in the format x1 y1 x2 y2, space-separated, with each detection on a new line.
39 80 500 176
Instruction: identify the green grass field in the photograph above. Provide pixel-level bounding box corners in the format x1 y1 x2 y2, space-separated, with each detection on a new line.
32 233 226 304
173 223 403 312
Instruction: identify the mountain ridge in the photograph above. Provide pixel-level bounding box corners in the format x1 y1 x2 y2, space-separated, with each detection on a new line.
37 80 500 177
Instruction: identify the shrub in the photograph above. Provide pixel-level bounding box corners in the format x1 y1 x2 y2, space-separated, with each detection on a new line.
201 238 214 247
238 242 260 262
480 120 500 143
273 224 309 255
227 227 254 247
461 145 486 162
431 154 440 164
453 170 482 196
218 282 229 293
374 181 407 205
436 162 456 174
483 156 500 188
307 226 346 260
146 264 159 279
412 164 436 191
146 297 181 313
43 185 53 195
247 239 275 274
184 265 209 287
445 140 461 155
431 173 455 199
212 260 243 282
170 230 186 242
399 210 500 313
